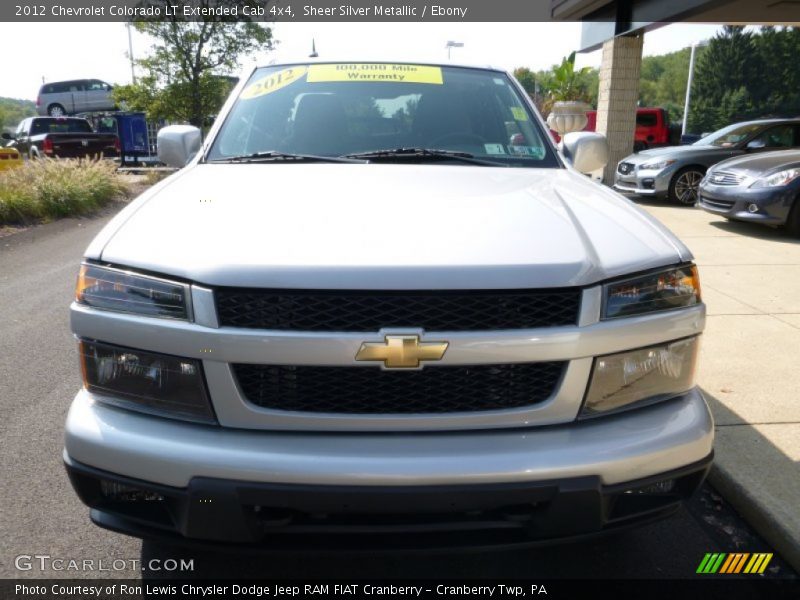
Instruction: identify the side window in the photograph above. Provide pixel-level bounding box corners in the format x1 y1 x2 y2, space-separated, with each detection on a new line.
16 119 28 136
68 81 85 92
750 125 794 149
636 113 658 127
31 120 47 136
88 80 107 91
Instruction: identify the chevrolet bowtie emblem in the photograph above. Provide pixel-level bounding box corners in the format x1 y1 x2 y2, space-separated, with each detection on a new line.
355 335 449 369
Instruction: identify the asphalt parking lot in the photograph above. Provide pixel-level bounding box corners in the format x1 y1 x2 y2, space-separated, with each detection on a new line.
0 198 797 581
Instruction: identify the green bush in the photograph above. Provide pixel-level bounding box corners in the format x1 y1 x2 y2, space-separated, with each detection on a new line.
0 158 129 225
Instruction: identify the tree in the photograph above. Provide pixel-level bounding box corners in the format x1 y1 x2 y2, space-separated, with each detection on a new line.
513 67 537 96
689 26 757 132
751 26 800 118
638 47 693 123
687 25 800 133
114 5 273 126
0 97 36 129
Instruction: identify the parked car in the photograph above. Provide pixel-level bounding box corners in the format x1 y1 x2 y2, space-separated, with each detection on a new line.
614 118 800 204
551 107 672 151
8 117 119 160
0 145 22 171
36 79 116 117
698 149 800 235
64 59 710 547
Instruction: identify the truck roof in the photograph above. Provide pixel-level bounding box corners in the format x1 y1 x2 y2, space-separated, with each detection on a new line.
258 54 506 73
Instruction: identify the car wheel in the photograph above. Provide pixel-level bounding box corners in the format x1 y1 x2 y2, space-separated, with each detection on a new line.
669 167 705 205
786 199 800 237
48 104 66 117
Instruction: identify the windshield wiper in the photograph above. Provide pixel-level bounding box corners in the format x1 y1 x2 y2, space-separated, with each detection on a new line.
343 147 505 166
207 151 367 164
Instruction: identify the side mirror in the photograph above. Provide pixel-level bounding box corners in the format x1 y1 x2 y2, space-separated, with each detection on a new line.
562 132 609 174
746 139 766 151
157 125 202 168
1 132 13 140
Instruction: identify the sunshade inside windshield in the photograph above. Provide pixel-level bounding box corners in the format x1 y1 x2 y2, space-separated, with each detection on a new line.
207 63 556 166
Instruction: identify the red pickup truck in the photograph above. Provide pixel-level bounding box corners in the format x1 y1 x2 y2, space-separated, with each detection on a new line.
5 117 119 160
551 107 672 151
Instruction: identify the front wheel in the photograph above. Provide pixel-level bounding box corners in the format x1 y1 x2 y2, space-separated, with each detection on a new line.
785 199 800 237
669 167 705 205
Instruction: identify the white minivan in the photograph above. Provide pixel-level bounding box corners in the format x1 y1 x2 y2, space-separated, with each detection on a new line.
36 79 116 116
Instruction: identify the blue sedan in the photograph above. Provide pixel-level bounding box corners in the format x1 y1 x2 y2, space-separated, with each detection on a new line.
698 149 800 236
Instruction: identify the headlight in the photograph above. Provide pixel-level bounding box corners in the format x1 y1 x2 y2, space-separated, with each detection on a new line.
639 159 676 171
80 340 215 424
750 168 800 188
76 264 191 319
603 265 701 320
581 337 699 419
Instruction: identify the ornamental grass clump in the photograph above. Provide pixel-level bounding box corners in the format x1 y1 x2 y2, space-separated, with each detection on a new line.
0 157 129 225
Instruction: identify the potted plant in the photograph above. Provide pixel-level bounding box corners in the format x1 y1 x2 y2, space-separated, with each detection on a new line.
545 52 592 135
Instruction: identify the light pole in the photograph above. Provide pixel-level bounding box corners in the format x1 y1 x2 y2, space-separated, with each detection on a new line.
445 41 464 60
126 22 136 84
682 40 708 137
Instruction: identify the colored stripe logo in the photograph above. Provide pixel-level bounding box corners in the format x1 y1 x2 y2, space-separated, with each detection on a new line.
696 553 773 574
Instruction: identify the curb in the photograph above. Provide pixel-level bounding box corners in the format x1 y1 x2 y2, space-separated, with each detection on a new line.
709 463 800 573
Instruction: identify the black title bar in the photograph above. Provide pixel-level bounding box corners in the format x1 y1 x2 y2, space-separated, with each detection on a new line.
4 0 800 23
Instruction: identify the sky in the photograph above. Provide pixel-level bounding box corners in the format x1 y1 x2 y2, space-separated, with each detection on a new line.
0 22 724 101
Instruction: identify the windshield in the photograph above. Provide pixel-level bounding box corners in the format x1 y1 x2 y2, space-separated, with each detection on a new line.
206 63 558 167
694 122 764 148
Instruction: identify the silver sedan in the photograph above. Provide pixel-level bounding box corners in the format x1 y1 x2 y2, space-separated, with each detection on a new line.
614 118 800 204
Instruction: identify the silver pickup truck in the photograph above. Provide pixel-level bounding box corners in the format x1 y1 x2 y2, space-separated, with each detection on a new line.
64 59 712 547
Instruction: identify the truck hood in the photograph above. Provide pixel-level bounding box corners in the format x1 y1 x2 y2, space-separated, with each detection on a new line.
93 164 689 289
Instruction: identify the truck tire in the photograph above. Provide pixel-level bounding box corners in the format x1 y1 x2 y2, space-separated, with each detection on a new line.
48 104 66 117
669 167 705 205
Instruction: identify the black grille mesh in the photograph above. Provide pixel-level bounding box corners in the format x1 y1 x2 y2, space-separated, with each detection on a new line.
215 289 581 331
233 362 565 414
617 162 634 174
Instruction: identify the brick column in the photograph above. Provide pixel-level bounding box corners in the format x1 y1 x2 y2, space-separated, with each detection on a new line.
595 33 644 184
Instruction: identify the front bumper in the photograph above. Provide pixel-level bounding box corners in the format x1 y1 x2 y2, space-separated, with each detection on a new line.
613 164 675 196
64 388 714 545
66 454 712 548
698 184 794 226
614 165 674 196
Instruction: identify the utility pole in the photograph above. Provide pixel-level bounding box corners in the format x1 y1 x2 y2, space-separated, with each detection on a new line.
126 22 136 84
